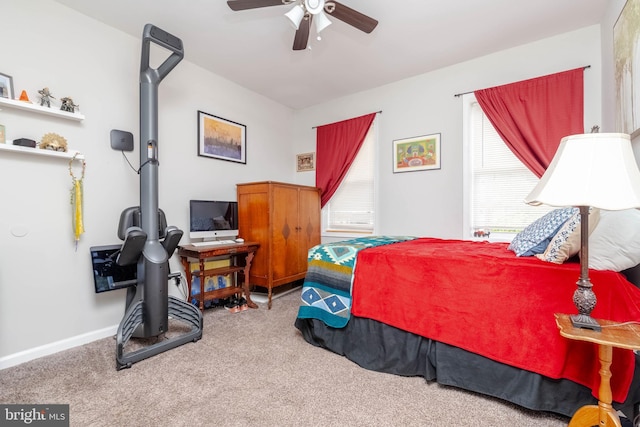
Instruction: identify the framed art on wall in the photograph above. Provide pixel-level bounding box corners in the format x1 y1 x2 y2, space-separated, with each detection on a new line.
393 133 441 173
0 73 14 99
197 110 246 164
614 0 640 138
296 152 315 172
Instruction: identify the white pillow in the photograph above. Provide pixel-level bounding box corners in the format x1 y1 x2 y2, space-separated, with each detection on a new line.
587 209 640 271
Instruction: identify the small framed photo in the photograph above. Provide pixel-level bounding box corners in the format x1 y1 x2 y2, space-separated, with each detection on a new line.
393 133 441 173
0 73 14 99
296 152 315 172
197 110 246 164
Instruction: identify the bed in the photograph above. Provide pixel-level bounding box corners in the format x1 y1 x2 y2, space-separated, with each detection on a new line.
294 209 640 420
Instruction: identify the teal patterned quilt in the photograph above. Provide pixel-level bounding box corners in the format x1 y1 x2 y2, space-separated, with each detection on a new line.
296 236 416 328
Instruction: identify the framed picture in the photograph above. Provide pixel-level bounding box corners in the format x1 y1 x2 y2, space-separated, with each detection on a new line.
614 0 640 138
296 152 315 172
393 133 441 173
0 72 14 99
197 110 246 164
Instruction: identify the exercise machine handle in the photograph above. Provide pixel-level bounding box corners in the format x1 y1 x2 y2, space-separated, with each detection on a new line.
140 24 184 82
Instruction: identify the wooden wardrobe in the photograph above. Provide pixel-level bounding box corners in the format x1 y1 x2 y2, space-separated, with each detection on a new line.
237 181 321 308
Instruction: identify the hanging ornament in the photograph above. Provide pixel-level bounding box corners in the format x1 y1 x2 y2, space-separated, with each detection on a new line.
69 153 86 250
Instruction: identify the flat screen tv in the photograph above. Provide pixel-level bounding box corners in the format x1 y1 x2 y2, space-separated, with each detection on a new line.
189 200 239 241
90 245 138 293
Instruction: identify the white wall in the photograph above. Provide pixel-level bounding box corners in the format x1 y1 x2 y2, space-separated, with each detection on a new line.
1 0 625 367
0 0 294 366
292 25 603 240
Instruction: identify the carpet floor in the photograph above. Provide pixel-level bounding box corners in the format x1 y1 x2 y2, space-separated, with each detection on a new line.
0 289 569 426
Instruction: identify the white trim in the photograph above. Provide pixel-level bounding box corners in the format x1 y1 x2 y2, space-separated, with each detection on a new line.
0 325 118 370
250 286 301 304
372 119 379 235
462 93 475 239
321 231 373 243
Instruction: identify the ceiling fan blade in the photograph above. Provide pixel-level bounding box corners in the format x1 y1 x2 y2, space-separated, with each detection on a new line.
328 1 378 33
293 15 311 50
227 0 286 11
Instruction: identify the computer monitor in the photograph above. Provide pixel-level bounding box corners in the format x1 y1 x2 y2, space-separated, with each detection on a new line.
90 244 138 293
189 200 239 241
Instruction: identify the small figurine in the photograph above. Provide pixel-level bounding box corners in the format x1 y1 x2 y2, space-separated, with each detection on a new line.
39 132 68 152
473 229 491 238
38 87 55 107
18 90 31 102
60 97 79 113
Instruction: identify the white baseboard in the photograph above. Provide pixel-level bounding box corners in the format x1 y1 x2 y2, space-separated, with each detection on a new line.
250 286 301 304
0 325 118 370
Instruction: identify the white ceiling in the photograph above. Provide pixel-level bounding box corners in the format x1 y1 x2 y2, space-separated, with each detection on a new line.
53 0 609 110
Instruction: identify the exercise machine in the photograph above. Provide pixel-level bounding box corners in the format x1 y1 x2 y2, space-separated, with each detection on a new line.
114 24 202 370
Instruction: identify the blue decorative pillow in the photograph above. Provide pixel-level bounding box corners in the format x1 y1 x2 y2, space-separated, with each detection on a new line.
508 207 577 257
536 208 600 264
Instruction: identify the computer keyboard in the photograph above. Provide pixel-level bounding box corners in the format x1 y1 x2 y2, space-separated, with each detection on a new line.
191 240 236 247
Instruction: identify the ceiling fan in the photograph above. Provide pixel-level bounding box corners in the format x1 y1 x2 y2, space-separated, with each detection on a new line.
227 0 378 51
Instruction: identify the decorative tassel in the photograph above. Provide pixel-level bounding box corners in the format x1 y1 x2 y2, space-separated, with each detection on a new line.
72 179 84 243
69 153 86 250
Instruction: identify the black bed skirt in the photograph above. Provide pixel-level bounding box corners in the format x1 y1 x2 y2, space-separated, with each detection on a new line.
294 316 640 419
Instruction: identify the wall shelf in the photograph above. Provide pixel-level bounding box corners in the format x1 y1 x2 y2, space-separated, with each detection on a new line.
0 143 84 160
0 97 85 121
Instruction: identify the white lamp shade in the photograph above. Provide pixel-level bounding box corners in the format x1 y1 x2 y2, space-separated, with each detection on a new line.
525 133 640 210
285 5 305 30
314 11 332 34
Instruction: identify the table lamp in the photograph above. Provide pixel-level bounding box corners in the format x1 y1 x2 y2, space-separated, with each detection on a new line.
524 132 640 331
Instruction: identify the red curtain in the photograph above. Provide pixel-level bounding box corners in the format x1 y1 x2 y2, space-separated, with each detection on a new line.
315 112 377 207
474 68 584 178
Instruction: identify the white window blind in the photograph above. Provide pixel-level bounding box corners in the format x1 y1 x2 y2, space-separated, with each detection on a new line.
323 122 375 233
470 102 552 234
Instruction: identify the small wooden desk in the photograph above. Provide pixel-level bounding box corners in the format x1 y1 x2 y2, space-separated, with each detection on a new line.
555 313 640 427
178 242 260 311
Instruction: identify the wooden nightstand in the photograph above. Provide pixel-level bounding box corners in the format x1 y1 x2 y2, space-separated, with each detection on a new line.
555 313 640 427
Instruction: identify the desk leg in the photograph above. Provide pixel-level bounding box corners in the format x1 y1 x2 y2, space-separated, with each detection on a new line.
243 251 258 309
197 259 205 311
180 256 194 306
568 344 622 427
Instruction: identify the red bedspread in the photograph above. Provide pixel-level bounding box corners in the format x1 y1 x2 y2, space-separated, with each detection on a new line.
351 238 640 402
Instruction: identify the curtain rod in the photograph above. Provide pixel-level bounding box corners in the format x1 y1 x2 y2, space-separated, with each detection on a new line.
312 110 382 129
453 65 591 98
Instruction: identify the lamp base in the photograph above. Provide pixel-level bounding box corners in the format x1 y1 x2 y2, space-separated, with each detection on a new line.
570 313 601 332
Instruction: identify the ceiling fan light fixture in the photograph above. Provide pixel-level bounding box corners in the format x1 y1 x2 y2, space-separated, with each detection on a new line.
304 0 324 15
314 10 331 35
285 4 305 30
228 0 376 51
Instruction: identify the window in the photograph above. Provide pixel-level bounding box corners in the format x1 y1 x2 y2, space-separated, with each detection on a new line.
463 95 551 239
322 119 376 235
